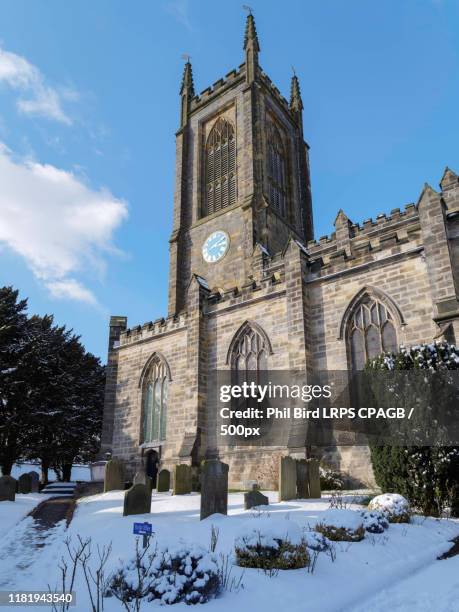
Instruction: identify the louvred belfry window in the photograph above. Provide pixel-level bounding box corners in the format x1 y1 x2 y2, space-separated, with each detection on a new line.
267 122 287 218
348 296 398 370
205 117 237 216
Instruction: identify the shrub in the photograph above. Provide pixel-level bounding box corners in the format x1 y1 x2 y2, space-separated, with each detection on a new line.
109 541 220 606
315 509 365 542
368 493 410 523
319 466 344 491
366 342 459 517
360 509 389 533
235 517 309 570
302 530 331 552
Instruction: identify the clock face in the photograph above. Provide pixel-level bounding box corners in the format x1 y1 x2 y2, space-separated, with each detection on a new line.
202 230 230 263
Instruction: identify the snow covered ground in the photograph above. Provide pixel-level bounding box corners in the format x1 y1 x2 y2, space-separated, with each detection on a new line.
0 491 458 611
0 493 49 539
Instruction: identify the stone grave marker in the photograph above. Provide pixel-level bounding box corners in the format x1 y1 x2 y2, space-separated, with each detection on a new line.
296 459 310 498
173 464 192 495
104 458 124 492
244 484 269 510
0 476 16 502
123 483 151 516
29 471 40 493
307 459 321 498
200 459 229 520
18 473 32 494
278 456 297 501
157 469 171 492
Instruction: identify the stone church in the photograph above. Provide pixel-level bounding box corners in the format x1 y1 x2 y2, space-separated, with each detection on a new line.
101 14 459 488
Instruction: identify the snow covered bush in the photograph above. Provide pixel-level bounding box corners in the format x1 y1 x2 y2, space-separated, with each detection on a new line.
315 509 365 542
235 517 309 570
360 509 390 533
319 465 344 491
302 530 331 552
109 540 220 607
366 341 459 517
368 493 410 524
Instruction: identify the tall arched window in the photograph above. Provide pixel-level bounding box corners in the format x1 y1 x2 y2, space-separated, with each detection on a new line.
204 117 237 216
142 356 169 443
347 295 398 370
228 321 272 383
267 122 287 218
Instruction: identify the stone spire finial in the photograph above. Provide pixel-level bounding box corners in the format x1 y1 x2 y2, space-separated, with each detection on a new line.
290 73 303 113
179 59 194 127
243 10 260 83
180 59 195 97
243 11 260 53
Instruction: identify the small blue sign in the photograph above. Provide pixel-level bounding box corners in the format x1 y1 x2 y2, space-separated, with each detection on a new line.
133 522 153 536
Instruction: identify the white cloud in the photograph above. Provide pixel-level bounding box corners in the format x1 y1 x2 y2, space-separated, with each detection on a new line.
0 47 73 124
0 143 128 304
46 279 98 305
164 0 192 31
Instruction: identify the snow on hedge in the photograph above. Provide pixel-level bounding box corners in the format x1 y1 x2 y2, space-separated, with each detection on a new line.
369 493 410 520
235 516 303 550
319 509 364 530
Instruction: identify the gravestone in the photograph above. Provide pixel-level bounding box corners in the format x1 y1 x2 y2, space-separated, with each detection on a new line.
18 473 32 494
29 471 40 493
200 459 229 520
278 456 297 501
157 469 171 493
244 485 269 510
123 483 151 516
0 475 16 502
133 471 153 495
104 458 125 492
173 464 192 495
307 459 321 498
296 459 310 499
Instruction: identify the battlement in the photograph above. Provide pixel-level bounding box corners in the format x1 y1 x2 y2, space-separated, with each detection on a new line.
118 312 188 348
190 64 245 112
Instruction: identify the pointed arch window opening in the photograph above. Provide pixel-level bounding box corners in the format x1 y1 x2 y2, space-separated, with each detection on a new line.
347 295 398 371
204 117 237 217
267 123 287 219
143 359 169 444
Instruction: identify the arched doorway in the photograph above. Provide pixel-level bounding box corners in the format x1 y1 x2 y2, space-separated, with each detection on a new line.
145 450 159 489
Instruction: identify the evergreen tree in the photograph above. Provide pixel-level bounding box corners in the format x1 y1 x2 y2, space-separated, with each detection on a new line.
0 287 33 475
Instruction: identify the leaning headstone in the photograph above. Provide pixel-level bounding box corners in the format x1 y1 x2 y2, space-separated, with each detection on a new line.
29 471 40 493
104 458 125 492
157 469 171 493
0 475 16 502
307 459 321 498
18 473 32 494
173 464 192 495
123 483 151 516
244 485 269 510
296 459 310 499
278 456 297 501
200 459 229 520
133 472 153 495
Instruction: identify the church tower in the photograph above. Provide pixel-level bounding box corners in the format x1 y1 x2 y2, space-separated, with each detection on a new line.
168 13 313 315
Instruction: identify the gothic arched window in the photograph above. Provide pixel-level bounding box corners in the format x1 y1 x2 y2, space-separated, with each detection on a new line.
228 321 272 387
347 295 398 370
267 123 287 218
204 117 237 216
142 356 169 443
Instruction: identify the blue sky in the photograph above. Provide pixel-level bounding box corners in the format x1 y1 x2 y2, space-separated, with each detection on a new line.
0 0 458 361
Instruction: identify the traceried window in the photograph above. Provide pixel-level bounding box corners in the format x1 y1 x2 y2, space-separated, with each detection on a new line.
142 356 169 443
204 117 237 216
347 296 398 371
267 122 287 217
230 323 269 384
